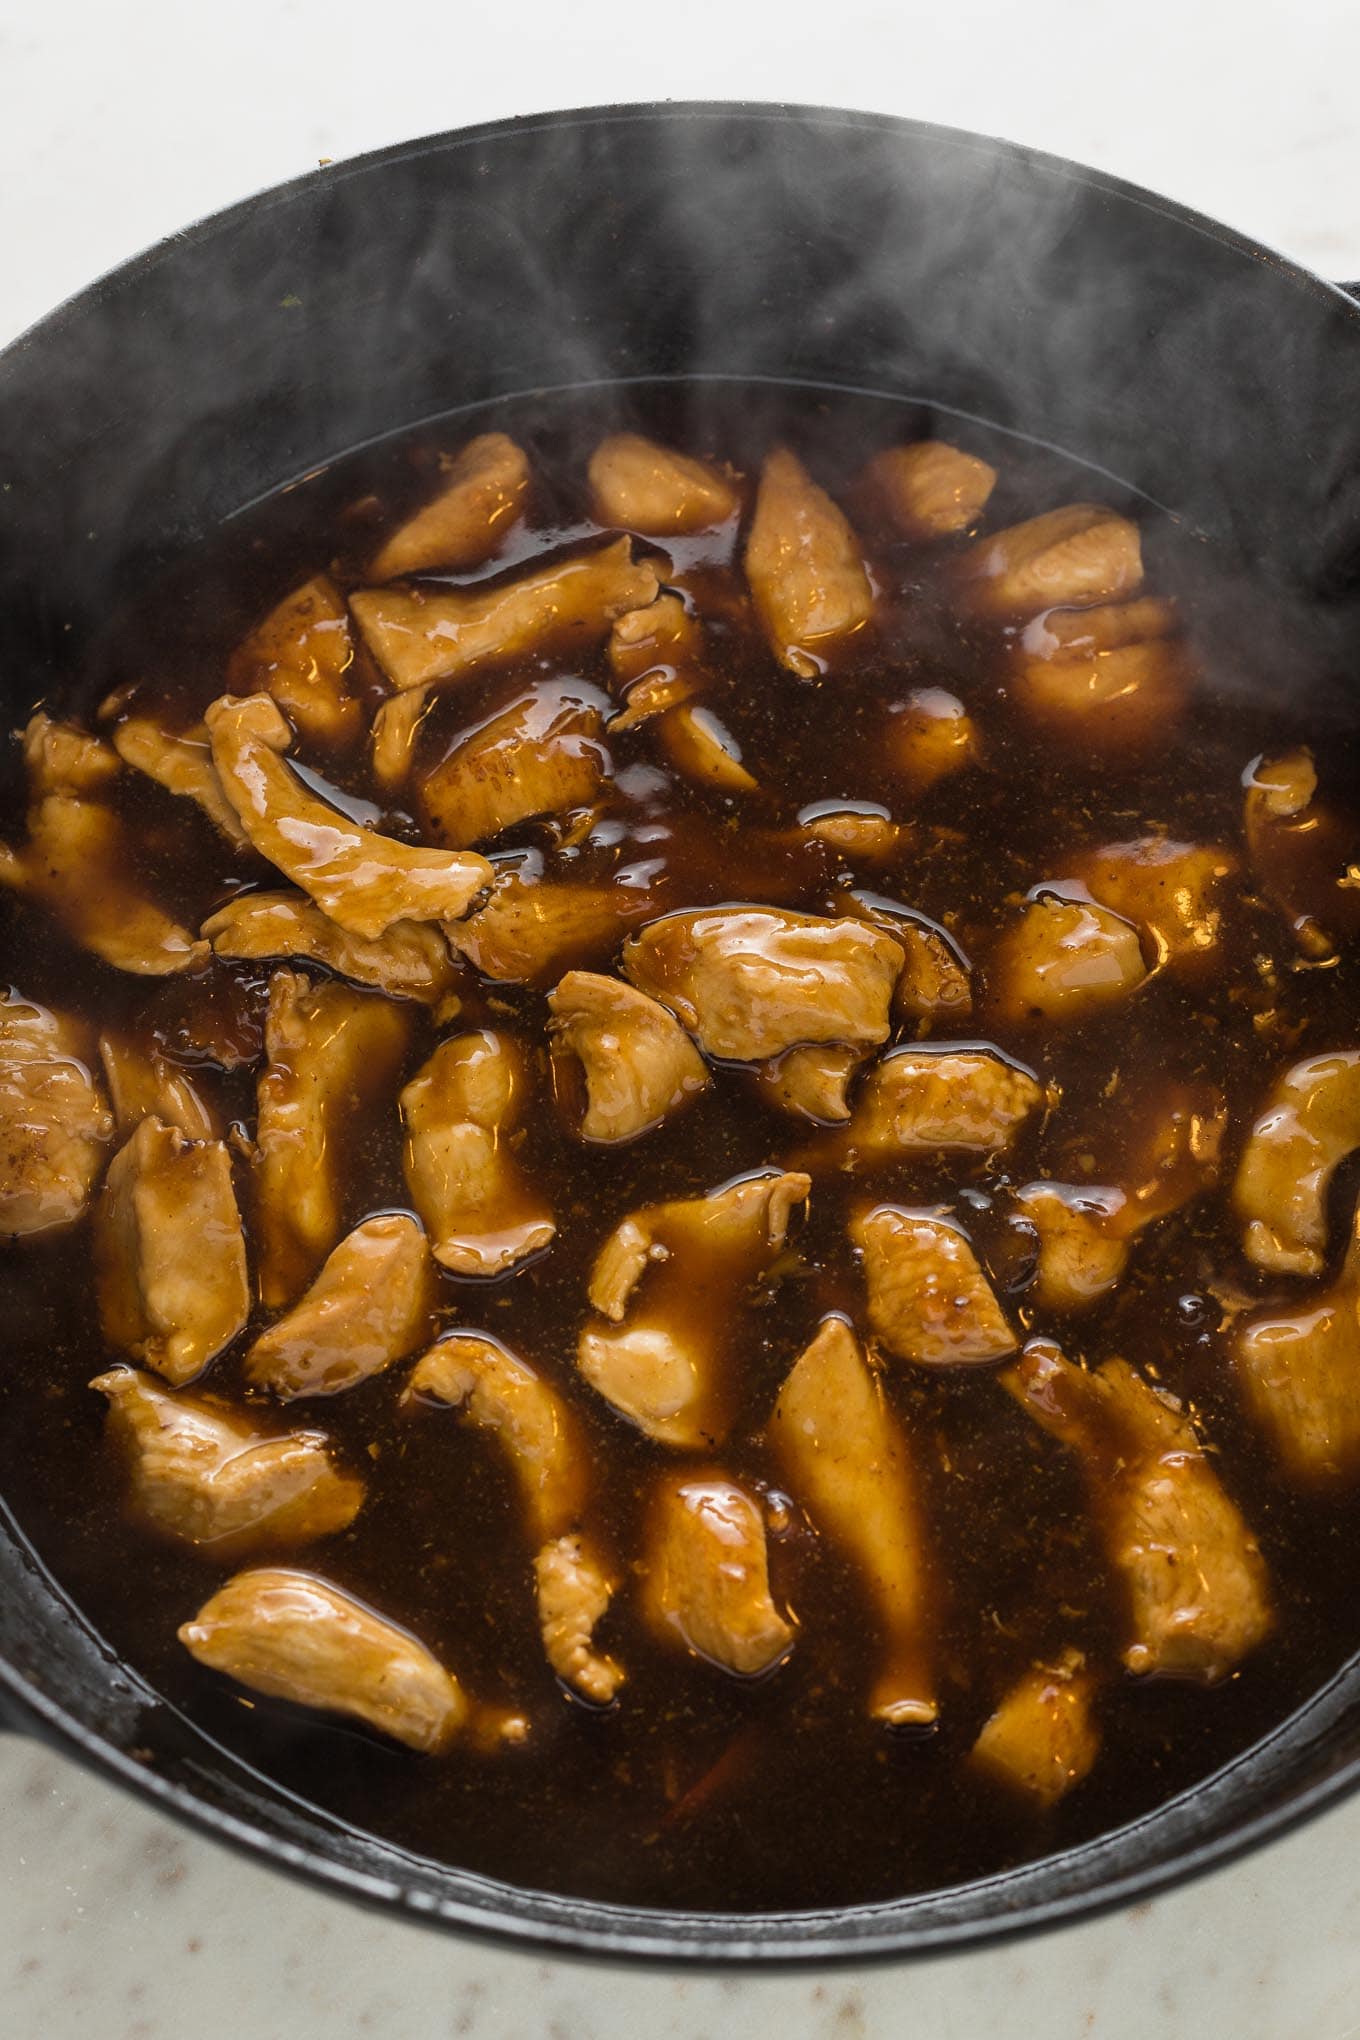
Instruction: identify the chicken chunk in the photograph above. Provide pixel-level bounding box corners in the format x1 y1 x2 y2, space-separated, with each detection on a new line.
1233 1050 1360 1277
970 1649 1100 1807
111 715 250 849
641 1475 794 1676
246 1215 435 1399
1010 599 1189 762
94 1116 249 1385
579 1171 810 1446
1067 837 1236 971
0 715 208 976
447 866 660 987
179 1568 467 1752
92 1366 363 1556
368 432 530 581
887 689 980 792
1001 1341 1272 1680
255 971 413 1307
1236 1197 1360 1486
225 575 364 749
771 1316 935 1725
1244 749 1360 961
622 907 902 1062
1012 1183 1130 1314
744 448 874 676
548 970 709 1143
658 704 758 794
400 1029 555 1276
203 890 462 1006
98 1030 218 1141
956 504 1143 620
861 439 997 539
349 537 661 693
206 694 493 938
534 1534 624 1705
418 680 608 847
797 806 908 865
606 590 702 694
0 992 112 1235
588 433 740 535
831 1044 1046 1168
753 1043 865 1124
987 895 1147 1024
837 892 974 1028
852 1203 1016 1368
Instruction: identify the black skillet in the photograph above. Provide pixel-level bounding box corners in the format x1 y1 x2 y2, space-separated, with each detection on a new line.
2 102 1360 1965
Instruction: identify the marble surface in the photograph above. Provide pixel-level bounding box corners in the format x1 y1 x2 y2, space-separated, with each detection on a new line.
5 1 1360 2032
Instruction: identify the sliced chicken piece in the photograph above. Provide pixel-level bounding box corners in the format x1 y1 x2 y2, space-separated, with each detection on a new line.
179 1568 468 1752
92 1366 363 1556
608 668 698 734
744 448 874 676
607 590 702 694
1234 1050 1360 1277
754 1043 865 1124
622 906 902 1062
797 806 908 864
225 575 364 748
1011 598 1188 762
203 889 461 1006
970 1649 1100 1807
658 704 757 794
887 689 979 792
548 970 709 1143
111 715 251 849
956 504 1143 620
98 1030 218 1141
206 694 492 938
1244 749 1360 961
1236 1197 1360 1486
368 432 530 581
255 971 413 1307
1000 1341 1272 1681
837 892 974 1027
400 1029 554 1276
579 1170 810 1446
418 680 608 847
833 1044 1045 1168
641 1474 794 1676
861 439 997 539
247 1215 435 1399
370 684 438 795
588 433 740 534
447 867 659 987
771 1316 934 1725
0 992 112 1235
987 895 1147 1024
94 1115 249 1385
349 537 661 693
534 1534 624 1705
0 715 208 976
852 1203 1016 1368
1013 1183 1131 1314
1067 836 1237 971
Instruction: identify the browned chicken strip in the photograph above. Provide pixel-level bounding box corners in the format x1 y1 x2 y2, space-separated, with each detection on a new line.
1012 1183 1130 1314
887 688 980 792
225 575 365 748
642 1474 794 1676
1236 1197 1360 1485
418 681 608 848
861 440 997 539
111 715 251 849
834 892 973 1028
1000 1341 1272 1681
400 1029 555 1276
852 1203 1016 1368
534 1534 624 1705
744 448 873 676
606 590 703 703
987 895 1147 1024
246 1215 435 1399
1067 837 1237 972
829 1044 1046 1168
622 906 902 1062
753 1043 865 1124
94 1115 249 1385
98 1030 218 1141
580 1171 810 1446
368 432 530 581
203 890 462 1006
1009 598 1189 762
92 1366 364 1556
179 1568 468 1752
588 433 740 535
956 505 1143 620
0 992 112 1236
349 537 661 693
548 970 710 1143
255 971 413 1307
970 1648 1100 1807
771 1316 935 1725
1233 1050 1360 1276
447 868 660 987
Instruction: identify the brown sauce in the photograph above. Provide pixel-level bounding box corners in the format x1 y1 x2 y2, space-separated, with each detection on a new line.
1 381 1359 1912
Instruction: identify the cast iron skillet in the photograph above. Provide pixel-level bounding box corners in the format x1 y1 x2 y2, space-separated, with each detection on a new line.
2 102 1360 1966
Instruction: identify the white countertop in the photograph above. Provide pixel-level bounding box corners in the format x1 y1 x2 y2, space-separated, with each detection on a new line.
4 4 1360 2033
